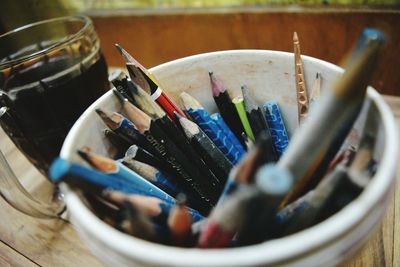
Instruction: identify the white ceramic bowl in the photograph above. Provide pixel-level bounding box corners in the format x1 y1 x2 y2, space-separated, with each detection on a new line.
59 50 399 267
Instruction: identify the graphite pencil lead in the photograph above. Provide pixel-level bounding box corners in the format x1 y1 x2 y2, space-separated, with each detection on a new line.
95 108 119 130
241 85 258 113
77 149 118 173
209 71 226 97
126 64 152 94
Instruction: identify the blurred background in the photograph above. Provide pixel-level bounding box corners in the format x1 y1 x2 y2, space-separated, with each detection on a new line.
0 0 399 95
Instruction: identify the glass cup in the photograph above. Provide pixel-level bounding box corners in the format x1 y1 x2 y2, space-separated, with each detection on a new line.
0 16 110 218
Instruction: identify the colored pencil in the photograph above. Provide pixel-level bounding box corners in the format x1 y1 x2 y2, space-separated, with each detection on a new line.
210 113 246 154
293 32 310 124
176 112 233 184
114 43 186 121
117 96 218 210
232 96 255 142
263 101 290 158
180 92 244 165
278 29 386 208
209 71 245 145
77 149 176 204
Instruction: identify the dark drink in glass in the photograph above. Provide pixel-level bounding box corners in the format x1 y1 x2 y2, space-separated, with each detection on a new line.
0 16 110 175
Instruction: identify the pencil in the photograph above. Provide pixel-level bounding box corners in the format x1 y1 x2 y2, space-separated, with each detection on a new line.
104 190 205 224
263 101 290 158
180 92 244 165
95 108 157 156
167 194 193 246
210 113 246 154
241 132 253 150
124 144 165 171
176 112 233 184
293 31 310 124
77 149 176 204
114 43 186 121
232 96 255 142
241 85 277 160
119 97 218 210
209 71 245 146
103 128 132 159
110 74 137 106
309 72 321 111
278 28 386 208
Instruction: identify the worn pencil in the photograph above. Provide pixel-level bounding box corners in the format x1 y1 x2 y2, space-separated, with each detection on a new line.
278 28 386 208
125 144 164 170
263 101 290 158
103 128 132 159
232 96 255 142
176 112 233 184
114 43 186 120
293 31 310 124
209 71 245 145
180 92 244 164
242 85 277 160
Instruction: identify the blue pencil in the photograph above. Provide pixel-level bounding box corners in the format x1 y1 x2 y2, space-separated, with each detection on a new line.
210 113 246 157
50 156 175 204
180 92 242 165
263 101 289 158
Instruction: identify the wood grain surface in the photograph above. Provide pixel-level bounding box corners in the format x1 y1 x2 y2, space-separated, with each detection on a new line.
0 95 398 266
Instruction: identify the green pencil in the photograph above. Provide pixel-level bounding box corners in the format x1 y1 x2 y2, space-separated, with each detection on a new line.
232 96 255 142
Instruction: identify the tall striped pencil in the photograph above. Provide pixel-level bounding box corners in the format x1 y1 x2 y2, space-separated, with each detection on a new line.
293 32 310 124
209 71 245 146
180 92 244 165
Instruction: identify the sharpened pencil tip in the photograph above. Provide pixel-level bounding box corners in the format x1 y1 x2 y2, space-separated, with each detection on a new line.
293 32 299 42
77 149 91 163
209 71 226 96
208 71 213 76
112 88 127 104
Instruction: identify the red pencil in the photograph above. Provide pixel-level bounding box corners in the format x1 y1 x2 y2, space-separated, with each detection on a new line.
114 44 186 122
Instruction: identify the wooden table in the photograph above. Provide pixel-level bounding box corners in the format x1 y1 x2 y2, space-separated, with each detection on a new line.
0 95 399 267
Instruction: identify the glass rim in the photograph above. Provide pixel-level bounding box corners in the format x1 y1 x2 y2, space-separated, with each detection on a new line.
0 15 93 69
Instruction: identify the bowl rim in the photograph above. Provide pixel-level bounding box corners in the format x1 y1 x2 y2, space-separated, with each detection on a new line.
60 49 399 266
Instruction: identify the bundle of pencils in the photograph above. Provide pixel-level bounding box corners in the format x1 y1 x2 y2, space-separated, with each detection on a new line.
50 28 386 248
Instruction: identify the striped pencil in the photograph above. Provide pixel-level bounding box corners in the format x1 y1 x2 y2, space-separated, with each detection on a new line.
263 101 290 158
